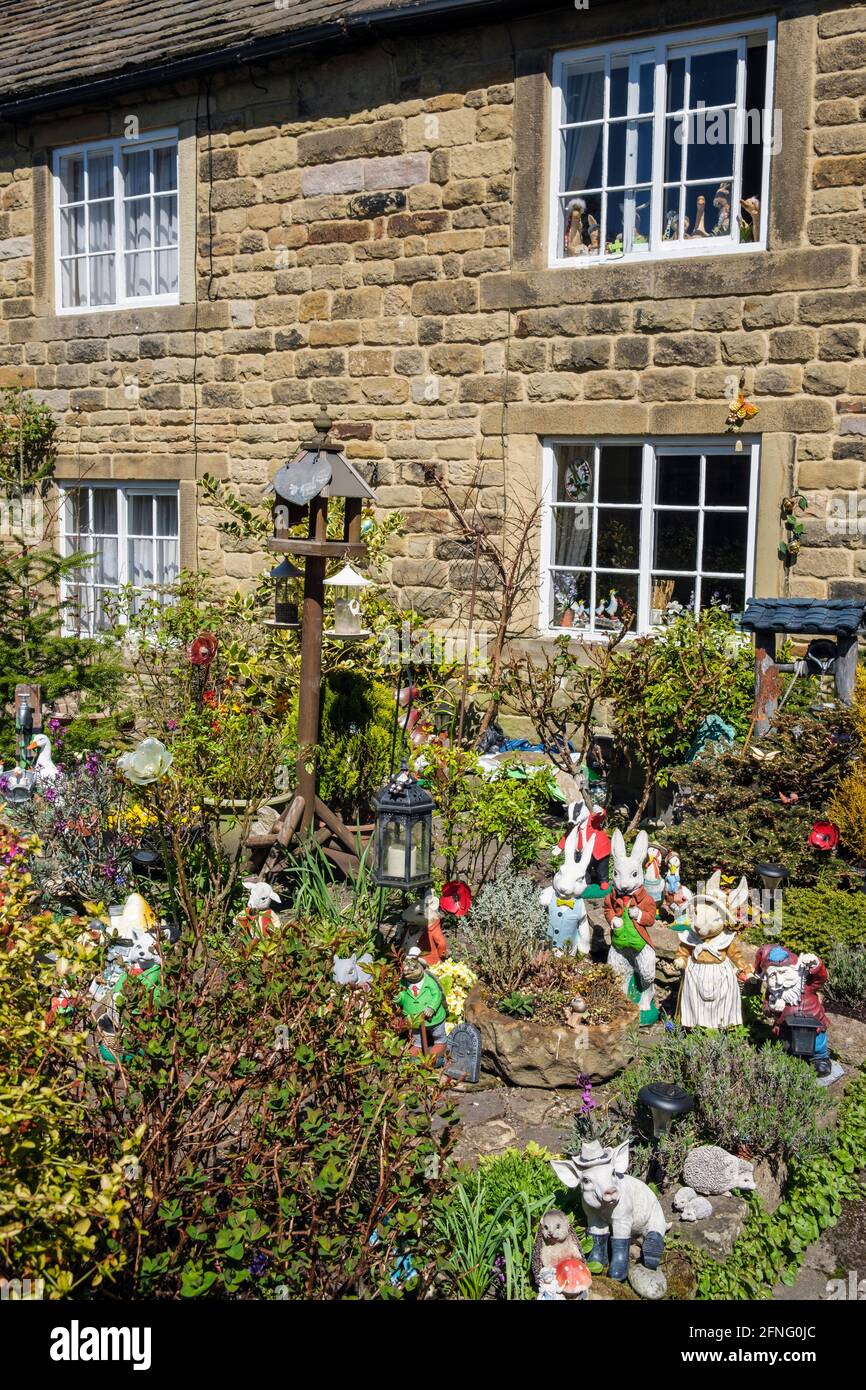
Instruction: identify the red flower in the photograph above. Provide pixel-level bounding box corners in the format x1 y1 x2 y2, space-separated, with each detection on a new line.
187 632 219 666
808 820 839 852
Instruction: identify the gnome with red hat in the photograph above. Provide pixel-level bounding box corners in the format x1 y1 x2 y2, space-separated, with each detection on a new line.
753 943 831 1075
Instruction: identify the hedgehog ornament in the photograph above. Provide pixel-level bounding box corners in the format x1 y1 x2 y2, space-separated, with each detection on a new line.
532 1210 591 1299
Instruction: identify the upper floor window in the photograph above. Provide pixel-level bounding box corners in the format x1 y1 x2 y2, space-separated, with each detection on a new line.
540 439 759 637
53 133 179 312
550 19 775 266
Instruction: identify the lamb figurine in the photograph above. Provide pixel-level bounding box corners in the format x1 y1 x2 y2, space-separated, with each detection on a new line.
672 1186 714 1223
682 1145 757 1197
551 1139 667 1283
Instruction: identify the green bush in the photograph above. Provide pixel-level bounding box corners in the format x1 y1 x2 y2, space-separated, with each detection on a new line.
825 943 866 1009
316 673 397 821
459 870 549 996
750 885 866 958
613 1029 832 1176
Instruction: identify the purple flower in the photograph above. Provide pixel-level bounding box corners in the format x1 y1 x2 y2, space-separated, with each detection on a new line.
43 786 58 803
248 1252 269 1277
165 719 179 732
84 753 101 777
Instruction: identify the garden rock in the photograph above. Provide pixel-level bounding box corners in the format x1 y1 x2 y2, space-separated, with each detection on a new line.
752 1158 788 1214
588 1275 638 1301
628 1263 667 1300
465 987 639 1088
826 1010 866 1069
662 1190 749 1257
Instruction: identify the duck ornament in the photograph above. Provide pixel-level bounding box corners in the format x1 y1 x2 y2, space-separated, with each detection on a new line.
540 828 595 956
28 733 59 781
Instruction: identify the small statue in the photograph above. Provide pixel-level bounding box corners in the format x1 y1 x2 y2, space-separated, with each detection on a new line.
740 195 761 241
237 878 281 938
690 193 709 237
532 1211 590 1299
399 888 448 965
540 829 595 956
396 946 448 1052
672 1187 714 1223
712 182 731 235
564 196 588 257
753 944 831 1076
332 952 374 988
643 845 664 904
552 1139 667 1283
536 1266 566 1300
682 1145 757 1198
604 830 659 1026
662 852 692 922
673 871 750 1029
568 797 611 893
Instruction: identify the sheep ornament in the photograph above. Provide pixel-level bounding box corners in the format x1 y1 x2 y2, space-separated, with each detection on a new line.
551 1139 667 1284
603 829 659 1025
237 878 281 939
540 829 596 956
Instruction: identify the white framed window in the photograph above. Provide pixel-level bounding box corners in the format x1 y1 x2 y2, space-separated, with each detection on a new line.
52 132 179 312
549 18 775 266
60 482 180 635
539 439 759 637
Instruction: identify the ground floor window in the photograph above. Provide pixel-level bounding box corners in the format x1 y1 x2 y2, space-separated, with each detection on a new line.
60 482 180 635
540 438 759 636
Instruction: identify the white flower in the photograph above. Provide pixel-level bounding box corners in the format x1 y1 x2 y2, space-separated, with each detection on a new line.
117 737 173 786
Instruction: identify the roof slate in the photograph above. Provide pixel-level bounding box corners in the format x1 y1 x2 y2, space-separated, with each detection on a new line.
741 598 866 635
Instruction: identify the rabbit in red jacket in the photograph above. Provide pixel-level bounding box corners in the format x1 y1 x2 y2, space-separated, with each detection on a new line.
603 830 659 1026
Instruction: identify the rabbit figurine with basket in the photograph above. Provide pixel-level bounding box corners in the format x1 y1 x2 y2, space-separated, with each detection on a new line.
540 828 596 956
603 829 659 1026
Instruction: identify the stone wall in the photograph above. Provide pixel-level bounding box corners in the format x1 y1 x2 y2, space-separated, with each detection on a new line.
0 0 864 624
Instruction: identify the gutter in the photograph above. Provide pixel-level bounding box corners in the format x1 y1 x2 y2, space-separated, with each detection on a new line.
0 0 550 121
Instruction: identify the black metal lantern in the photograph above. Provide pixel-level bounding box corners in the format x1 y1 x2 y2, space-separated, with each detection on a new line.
268 558 302 629
373 761 435 891
782 1011 821 1060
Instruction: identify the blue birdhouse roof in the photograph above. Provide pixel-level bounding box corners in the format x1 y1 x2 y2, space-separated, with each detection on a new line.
740 598 866 635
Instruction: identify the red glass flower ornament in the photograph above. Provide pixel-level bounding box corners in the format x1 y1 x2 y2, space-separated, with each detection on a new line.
439 880 471 916
187 632 219 666
808 820 839 852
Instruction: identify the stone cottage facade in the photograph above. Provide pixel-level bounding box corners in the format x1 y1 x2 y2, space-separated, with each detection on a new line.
0 0 865 641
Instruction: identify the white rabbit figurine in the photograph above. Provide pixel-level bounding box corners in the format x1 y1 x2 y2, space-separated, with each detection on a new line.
540 829 595 956
603 829 659 1026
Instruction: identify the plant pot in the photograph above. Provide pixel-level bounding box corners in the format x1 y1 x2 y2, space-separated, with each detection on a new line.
558 607 575 629
202 797 259 858
464 987 639 1088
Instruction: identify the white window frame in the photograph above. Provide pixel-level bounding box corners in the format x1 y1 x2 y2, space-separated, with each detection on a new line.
59 480 180 636
539 437 760 639
548 18 776 268
52 130 180 315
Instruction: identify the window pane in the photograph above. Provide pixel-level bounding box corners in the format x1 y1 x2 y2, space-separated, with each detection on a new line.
598 445 642 503
156 493 178 535
125 251 152 297
610 58 629 119
60 257 86 308
662 185 683 241
596 508 640 569
702 512 748 573
638 58 655 114
688 48 738 109
89 256 116 306
595 577 638 631
155 248 178 295
129 537 154 588
154 194 177 247
125 197 152 249
705 455 750 507
89 153 114 201
157 538 180 586
666 56 686 112
555 443 594 501
88 199 114 253
130 495 154 535
562 126 603 191
154 145 177 192
59 153 85 204
564 61 605 123
656 454 700 506
683 183 722 238
552 506 592 567
65 488 89 533
123 148 150 197
561 195 602 257
651 574 696 621
686 127 735 183
705 578 745 614
93 538 119 587
60 205 86 256
665 117 684 184
92 489 118 534
550 570 592 629
655 511 699 571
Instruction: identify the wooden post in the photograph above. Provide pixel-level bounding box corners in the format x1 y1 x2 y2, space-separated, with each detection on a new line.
753 628 780 736
296 495 328 831
834 633 859 705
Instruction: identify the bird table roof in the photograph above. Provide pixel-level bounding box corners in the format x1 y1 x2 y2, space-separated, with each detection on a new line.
740 598 866 636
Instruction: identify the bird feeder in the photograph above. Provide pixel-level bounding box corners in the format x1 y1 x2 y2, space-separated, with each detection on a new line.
373 761 435 891
268 558 302 630
324 563 372 640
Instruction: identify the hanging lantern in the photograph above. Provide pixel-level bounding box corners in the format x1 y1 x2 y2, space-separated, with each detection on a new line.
324 563 372 640
373 761 435 891
268 558 302 629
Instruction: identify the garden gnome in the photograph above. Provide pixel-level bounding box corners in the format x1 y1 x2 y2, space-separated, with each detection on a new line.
237 878 281 938
541 829 595 956
551 1139 667 1282
753 944 831 1077
566 797 611 894
399 888 449 965
673 872 751 1029
396 947 448 1053
604 829 659 1025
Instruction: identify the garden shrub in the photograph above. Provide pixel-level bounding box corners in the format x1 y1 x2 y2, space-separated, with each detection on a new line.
829 667 866 865
458 870 549 996
316 672 397 821
82 930 453 1299
825 944 866 1010
613 1029 832 1178
751 885 866 958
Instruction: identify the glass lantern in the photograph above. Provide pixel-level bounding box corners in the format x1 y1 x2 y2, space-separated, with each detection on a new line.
269 558 302 629
373 762 435 891
324 563 372 640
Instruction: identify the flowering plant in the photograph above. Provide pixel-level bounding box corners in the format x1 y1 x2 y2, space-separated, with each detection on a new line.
117 738 174 787
429 957 477 1030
